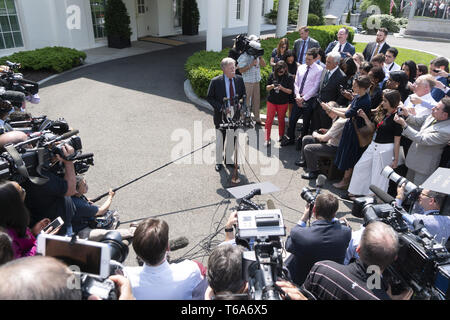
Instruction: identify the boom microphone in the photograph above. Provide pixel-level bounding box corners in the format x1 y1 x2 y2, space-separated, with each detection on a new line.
169 236 189 251
369 184 396 204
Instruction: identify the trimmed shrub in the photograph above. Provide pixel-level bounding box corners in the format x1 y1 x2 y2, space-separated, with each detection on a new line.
308 13 321 26
362 14 401 34
0 47 86 73
185 25 354 99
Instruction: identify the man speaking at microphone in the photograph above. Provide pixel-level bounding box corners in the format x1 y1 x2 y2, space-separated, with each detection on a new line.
207 57 246 172
284 193 351 286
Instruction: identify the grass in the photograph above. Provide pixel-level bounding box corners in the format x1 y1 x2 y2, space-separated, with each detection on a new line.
354 42 437 65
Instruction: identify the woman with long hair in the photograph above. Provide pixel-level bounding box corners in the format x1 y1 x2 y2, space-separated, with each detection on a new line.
0 181 58 259
347 89 403 198
320 76 372 189
368 66 385 109
284 50 297 120
402 60 417 91
270 38 289 70
265 61 294 146
385 70 410 102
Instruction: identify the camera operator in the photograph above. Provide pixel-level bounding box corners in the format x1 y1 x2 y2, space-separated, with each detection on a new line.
396 184 450 244
302 221 413 300
284 194 351 286
393 96 450 185
124 218 206 300
205 244 248 300
237 37 266 126
0 256 135 300
0 130 78 235
71 176 135 242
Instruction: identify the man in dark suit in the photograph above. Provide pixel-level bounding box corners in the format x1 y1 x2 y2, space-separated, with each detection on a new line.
310 51 347 133
362 28 390 62
207 57 246 172
284 194 351 286
293 26 320 65
324 27 355 59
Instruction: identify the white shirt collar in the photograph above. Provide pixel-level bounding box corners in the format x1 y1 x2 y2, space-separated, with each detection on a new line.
327 65 339 76
142 260 169 273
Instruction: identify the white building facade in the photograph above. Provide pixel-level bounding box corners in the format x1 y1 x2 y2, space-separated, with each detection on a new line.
1 0 273 55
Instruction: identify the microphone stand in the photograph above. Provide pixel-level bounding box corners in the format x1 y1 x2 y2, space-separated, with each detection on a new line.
231 95 240 185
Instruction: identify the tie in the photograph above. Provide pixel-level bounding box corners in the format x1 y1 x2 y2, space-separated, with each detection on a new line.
323 70 330 87
299 40 306 64
373 44 380 58
299 66 310 95
338 43 342 52
229 78 234 106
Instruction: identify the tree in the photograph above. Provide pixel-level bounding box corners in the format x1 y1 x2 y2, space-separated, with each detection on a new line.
182 0 200 35
104 0 132 48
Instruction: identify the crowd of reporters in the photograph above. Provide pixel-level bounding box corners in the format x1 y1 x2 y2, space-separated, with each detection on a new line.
1 26 450 301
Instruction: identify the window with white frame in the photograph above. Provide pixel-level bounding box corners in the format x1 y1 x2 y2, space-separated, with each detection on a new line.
90 0 106 39
0 0 23 49
137 0 145 14
236 0 242 20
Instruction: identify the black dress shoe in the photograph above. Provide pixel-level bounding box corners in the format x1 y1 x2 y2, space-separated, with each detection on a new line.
215 164 223 172
280 138 294 146
295 160 306 167
301 171 319 180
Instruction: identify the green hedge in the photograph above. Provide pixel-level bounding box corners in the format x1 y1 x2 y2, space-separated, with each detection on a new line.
186 25 355 99
0 47 87 73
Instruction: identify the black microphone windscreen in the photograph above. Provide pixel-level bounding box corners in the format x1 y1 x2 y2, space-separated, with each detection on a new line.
369 184 395 204
254 188 261 195
58 129 79 141
316 174 327 188
169 236 189 251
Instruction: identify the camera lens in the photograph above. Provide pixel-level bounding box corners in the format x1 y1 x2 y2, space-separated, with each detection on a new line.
301 187 316 204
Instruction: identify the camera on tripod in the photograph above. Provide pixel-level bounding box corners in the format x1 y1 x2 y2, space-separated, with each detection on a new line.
234 189 287 300
37 231 129 300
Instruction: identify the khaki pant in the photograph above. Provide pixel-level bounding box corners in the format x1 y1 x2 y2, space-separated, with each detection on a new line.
244 82 261 122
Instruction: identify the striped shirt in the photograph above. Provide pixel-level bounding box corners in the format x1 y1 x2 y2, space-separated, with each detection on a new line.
301 259 391 300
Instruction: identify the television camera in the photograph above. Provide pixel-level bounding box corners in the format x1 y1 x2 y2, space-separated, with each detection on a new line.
234 34 265 59
235 188 288 300
0 128 94 184
352 184 450 300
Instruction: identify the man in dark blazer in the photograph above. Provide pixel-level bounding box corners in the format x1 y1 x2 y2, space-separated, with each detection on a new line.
362 27 390 62
207 57 246 172
284 194 351 286
324 27 355 59
293 26 320 65
310 51 347 132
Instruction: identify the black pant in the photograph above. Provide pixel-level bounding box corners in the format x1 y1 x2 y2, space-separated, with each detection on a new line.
287 98 314 140
311 100 332 133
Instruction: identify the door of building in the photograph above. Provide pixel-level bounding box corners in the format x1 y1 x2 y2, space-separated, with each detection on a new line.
136 0 150 38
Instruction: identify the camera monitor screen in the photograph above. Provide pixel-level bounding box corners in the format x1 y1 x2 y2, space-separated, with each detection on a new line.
45 238 103 276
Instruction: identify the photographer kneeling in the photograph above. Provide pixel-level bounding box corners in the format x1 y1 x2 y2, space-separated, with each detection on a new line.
284 194 351 286
71 176 134 242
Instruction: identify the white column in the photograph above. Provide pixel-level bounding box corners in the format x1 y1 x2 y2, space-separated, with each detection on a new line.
248 0 263 37
276 0 289 38
297 0 310 29
206 0 222 52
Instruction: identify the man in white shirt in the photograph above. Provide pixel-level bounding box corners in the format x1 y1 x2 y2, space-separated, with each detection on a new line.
124 218 206 300
324 27 355 59
403 74 438 119
384 47 401 74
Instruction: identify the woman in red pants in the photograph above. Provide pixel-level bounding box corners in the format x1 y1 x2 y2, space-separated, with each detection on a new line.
265 61 294 146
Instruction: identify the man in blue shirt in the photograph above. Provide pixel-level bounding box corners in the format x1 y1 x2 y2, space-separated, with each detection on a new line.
293 26 320 65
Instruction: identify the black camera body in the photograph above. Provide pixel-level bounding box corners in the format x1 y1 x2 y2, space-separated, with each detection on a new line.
234 34 265 59
353 196 450 300
301 187 320 207
235 189 287 300
7 116 69 135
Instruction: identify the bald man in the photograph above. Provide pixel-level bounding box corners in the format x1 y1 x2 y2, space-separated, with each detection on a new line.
0 130 27 150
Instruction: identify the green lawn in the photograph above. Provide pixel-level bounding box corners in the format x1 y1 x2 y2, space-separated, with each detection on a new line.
354 42 437 66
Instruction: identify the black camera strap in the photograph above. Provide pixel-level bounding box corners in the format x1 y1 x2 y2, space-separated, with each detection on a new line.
4 144 48 185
